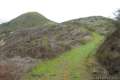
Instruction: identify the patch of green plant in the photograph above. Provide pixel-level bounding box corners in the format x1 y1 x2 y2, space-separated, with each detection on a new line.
24 32 103 80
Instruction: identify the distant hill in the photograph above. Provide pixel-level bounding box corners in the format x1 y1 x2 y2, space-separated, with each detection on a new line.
63 16 116 35
0 12 56 30
0 12 57 40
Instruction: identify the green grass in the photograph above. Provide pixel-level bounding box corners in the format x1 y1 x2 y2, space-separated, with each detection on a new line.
24 32 103 80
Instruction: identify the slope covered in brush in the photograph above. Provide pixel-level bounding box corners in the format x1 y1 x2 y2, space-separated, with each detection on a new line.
0 24 91 59
0 14 118 80
0 12 57 40
96 29 120 75
63 16 116 35
0 15 117 60
24 33 103 80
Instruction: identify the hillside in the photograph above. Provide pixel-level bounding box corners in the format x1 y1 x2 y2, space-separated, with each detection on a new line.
0 16 116 59
0 13 117 80
63 16 116 35
0 24 91 59
24 33 103 80
0 12 57 40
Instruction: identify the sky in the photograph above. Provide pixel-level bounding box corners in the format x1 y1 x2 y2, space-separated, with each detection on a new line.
0 0 120 23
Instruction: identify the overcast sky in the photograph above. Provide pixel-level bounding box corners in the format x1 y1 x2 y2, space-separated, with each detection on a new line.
0 0 120 23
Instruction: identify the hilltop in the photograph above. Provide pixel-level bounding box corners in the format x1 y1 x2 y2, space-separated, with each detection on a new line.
0 12 56 30
0 12 57 40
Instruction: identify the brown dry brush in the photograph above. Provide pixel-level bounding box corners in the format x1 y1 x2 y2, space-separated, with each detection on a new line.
95 27 120 80
96 29 120 75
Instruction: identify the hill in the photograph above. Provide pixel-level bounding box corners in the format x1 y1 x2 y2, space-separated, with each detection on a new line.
0 12 56 30
63 16 116 35
0 12 57 40
0 14 117 80
0 16 115 59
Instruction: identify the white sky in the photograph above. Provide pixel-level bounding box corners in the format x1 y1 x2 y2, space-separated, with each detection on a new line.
0 0 120 23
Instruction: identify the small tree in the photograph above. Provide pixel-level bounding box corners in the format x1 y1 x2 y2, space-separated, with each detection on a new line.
115 9 120 21
113 9 120 28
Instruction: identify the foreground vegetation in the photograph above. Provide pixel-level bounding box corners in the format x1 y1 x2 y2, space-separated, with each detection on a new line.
24 32 103 80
